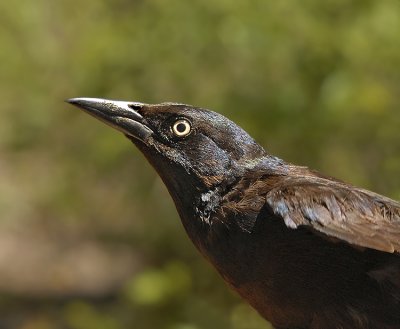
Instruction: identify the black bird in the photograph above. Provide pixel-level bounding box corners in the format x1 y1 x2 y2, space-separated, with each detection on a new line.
68 98 400 329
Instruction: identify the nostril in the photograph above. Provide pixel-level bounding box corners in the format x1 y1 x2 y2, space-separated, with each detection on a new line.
128 104 143 112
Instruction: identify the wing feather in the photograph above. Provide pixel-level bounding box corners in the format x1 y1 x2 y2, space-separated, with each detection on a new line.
266 176 400 253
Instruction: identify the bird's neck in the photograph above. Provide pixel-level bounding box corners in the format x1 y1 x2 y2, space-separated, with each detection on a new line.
140 143 289 254
195 185 226 225
178 155 290 249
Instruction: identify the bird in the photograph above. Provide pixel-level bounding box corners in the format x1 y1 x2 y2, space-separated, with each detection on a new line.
67 98 400 329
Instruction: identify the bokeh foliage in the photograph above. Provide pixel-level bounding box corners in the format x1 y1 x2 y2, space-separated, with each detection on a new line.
0 0 399 328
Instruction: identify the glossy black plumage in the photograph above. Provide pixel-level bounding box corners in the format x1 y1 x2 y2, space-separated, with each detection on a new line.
68 98 400 329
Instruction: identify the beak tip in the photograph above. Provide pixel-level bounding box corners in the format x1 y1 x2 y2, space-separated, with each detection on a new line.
65 98 81 106
66 97 102 109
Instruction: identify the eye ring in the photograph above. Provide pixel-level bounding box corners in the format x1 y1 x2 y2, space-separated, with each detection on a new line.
172 119 192 137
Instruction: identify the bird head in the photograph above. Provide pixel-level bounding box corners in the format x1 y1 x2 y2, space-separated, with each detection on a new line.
67 98 281 235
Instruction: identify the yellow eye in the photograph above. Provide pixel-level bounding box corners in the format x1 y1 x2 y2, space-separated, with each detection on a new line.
172 119 191 137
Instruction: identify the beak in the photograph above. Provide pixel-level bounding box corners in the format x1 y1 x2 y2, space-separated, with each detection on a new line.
66 97 153 142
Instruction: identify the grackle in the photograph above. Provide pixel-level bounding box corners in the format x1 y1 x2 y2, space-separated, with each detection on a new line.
68 98 400 329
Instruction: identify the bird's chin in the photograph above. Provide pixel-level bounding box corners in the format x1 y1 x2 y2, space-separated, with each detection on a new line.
125 133 148 146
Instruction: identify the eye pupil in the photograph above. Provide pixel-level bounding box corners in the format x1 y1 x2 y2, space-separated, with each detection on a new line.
176 123 186 133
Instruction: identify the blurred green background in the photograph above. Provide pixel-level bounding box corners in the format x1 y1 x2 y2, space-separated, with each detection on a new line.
1 1 400 328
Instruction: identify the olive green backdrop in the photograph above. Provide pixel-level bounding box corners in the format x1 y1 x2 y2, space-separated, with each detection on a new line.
1 1 399 328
